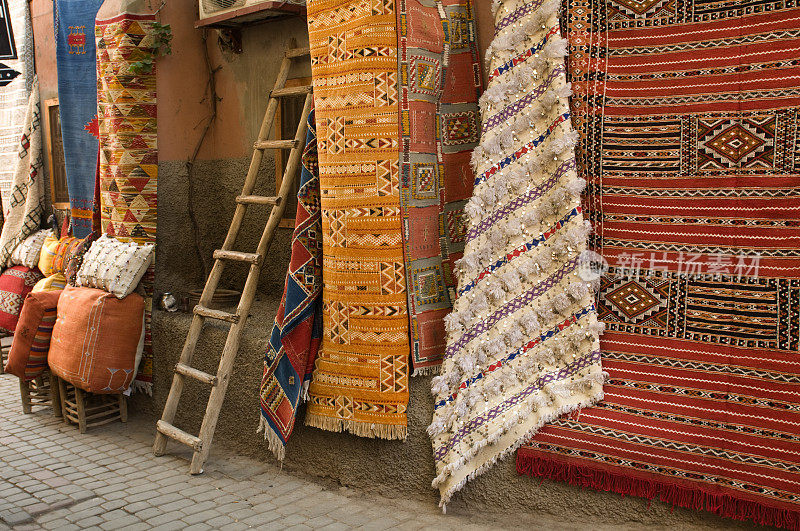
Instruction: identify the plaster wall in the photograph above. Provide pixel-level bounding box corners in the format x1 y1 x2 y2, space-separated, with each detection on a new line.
33 1 757 527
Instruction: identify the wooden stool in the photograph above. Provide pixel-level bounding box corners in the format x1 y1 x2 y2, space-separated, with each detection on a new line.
58 378 127 433
19 370 63 417
0 335 12 374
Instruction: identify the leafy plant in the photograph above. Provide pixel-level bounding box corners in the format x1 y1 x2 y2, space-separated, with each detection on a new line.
129 22 172 74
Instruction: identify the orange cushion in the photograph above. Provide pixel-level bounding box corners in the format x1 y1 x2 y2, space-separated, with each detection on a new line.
48 285 144 393
4 290 62 381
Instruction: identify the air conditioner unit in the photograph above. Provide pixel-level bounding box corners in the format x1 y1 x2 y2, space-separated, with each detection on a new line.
197 0 305 27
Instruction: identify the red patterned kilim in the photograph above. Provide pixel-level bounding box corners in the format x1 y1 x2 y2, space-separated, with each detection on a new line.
517 2 800 528
397 0 482 375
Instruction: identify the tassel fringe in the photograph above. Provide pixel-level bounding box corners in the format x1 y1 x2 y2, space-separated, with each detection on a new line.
131 380 152 396
413 365 441 377
257 416 287 462
435 390 605 508
305 413 408 441
516 454 800 530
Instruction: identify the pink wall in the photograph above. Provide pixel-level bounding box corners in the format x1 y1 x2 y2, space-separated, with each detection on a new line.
30 0 247 163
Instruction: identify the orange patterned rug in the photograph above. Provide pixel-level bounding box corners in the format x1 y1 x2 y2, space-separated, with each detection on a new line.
305 0 409 439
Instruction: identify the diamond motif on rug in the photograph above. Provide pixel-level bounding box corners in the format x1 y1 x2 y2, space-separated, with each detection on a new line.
602 276 668 324
698 116 774 170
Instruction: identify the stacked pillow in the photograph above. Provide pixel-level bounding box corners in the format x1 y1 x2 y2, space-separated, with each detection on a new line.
4 290 61 381
76 235 154 298
48 286 144 393
39 234 81 277
32 274 66 292
0 266 44 333
64 232 100 286
9 230 51 268
3 229 154 395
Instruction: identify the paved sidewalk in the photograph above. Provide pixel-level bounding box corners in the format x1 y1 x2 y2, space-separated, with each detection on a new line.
1 373 526 531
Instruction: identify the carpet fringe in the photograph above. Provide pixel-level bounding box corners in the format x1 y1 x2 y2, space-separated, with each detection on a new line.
131 380 152 396
257 416 286 462
516 453 800 530
412 365 441 377
305 413 408 441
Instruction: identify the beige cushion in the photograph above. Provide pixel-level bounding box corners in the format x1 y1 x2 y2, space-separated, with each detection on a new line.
10 229 52 268
76 235 154 299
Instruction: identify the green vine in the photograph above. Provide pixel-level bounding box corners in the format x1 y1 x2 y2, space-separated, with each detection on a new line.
129 22 173 75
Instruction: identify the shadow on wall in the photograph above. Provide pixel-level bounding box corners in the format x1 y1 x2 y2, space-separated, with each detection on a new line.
155 15 310 299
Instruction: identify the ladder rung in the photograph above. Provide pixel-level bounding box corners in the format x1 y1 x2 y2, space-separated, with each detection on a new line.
193 305 239 324
254 139 298 150
175 363 218 385
271 85 312 98
156 420 202 451
236 195 281 206
287 47 310 58
213 250 261 265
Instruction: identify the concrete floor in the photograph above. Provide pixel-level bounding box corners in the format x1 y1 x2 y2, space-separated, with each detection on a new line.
0 372 659 531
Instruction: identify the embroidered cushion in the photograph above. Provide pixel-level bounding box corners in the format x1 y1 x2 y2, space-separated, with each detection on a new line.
32 273 67 293
48 286 144 393
39 235 80 276
0 266 44 333
4 290 62 381
76 235 154 299
10 230 52 268
64 231 100 286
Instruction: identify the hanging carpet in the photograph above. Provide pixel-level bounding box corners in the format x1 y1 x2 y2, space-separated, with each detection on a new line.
95 10 157 394
397 0 483 375
304 0 410 440
428 0 605 507
517 2 800 529
0 0 34 214
0 78 44 268
259 107 323 460
54 0 105 238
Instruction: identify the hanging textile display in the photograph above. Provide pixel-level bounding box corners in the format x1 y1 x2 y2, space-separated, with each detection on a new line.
54 0 105 238
428 0 605 507
0 79 44 267
517 1 800 529
397 0 482 375
305 0 410 439
95 9 157 394
259 108 323 460
0 0 34 213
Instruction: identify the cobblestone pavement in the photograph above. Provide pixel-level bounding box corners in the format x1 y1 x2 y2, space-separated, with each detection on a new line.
2 373 547 531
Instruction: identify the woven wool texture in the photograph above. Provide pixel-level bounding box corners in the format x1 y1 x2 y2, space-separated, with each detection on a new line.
0 266 43 334
0 82 45 269
10 229 50 269
54 0 105 237
76 234 153 299
32 274 67 293
428 0 605 506
0 0 34 214
397 0 482 375
259 108 323 460
305 0 410 439
517 0 800 528
49 285 144 394
96 12 157 393
4 289 61 381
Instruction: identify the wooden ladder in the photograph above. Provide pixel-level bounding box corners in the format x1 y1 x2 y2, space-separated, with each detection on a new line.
152 45 313 474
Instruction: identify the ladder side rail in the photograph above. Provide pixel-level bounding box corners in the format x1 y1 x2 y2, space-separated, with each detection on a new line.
188 93 313 474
